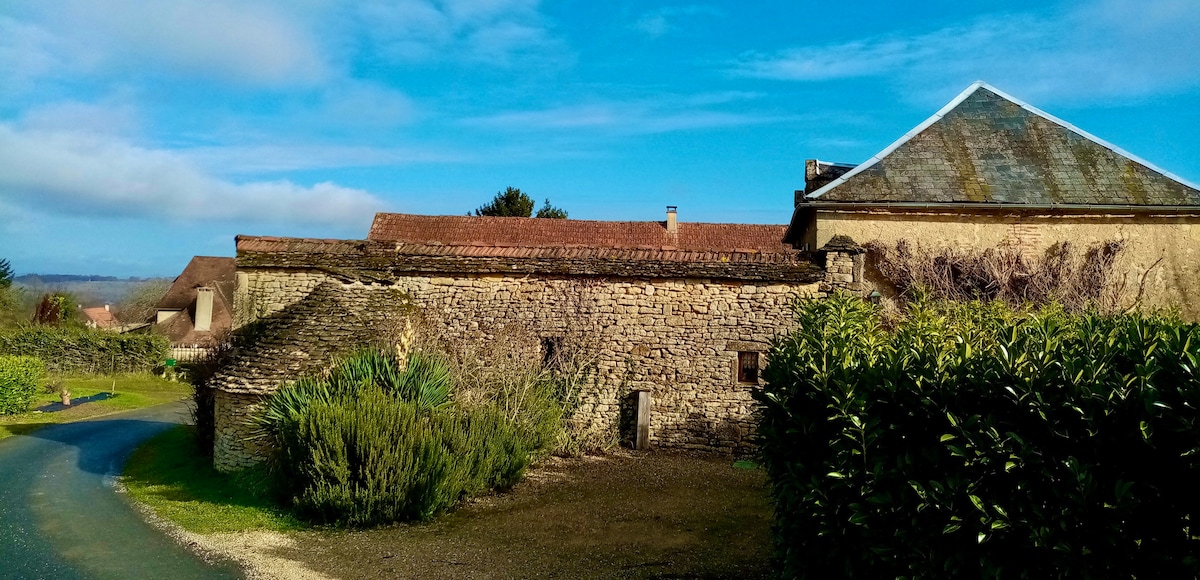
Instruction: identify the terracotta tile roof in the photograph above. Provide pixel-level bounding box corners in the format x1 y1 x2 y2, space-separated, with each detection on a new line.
236 236 800 264
367 213 793 253
235 235 821 283
81 307 118 328
806 82 1200 206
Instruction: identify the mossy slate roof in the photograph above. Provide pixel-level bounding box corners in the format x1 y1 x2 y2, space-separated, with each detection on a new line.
806 82 1200 206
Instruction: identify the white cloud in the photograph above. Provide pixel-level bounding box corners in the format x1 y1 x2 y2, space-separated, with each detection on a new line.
3 0 328 87
632 5 722 38
731 0 1200 102
0 124 384 227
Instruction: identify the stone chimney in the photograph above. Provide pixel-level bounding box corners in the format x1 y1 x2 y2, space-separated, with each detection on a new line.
798 159 857 205
666 206 678 234
103 304 110 312
195 287 214 332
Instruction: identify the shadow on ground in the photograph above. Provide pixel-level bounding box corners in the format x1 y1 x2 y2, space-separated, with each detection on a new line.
271 452 775 580
37 392 116 412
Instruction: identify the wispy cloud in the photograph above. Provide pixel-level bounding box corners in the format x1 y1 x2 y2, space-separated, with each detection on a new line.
731 0 1200 102
632 5 722 38
462 93 782 135
0 124 384 227
183 144 468 175
351 0 564 66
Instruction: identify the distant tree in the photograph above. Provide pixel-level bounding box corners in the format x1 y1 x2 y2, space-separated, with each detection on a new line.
535 198 568 219
473 187 568 218
114 279 171 324
0 259 12 289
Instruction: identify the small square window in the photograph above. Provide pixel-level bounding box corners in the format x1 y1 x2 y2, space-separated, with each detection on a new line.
737 351 759 383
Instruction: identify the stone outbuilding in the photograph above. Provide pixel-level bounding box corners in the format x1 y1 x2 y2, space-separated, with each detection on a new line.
211 209 863 471
788 81 1200 318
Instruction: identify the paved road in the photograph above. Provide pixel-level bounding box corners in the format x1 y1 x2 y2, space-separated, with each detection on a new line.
0 402 242 579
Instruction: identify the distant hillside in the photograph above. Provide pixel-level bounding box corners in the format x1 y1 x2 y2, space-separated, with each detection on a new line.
14 274 164 284
15 276 173 306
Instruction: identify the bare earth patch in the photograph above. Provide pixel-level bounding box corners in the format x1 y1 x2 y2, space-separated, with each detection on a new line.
178 452 773 579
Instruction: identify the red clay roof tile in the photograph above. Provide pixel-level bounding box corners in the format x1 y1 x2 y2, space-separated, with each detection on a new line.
366 213 791 253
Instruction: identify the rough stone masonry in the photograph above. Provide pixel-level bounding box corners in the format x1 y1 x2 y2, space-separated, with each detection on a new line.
210 217 865 472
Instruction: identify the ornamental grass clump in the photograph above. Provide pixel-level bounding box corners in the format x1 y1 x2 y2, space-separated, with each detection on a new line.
258 347 561 526
0 355 44 415
756 292 1200 578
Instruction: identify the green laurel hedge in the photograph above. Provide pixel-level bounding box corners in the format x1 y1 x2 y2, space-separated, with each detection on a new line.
0 355 45 415
0 326 169 374
756 293 1200 578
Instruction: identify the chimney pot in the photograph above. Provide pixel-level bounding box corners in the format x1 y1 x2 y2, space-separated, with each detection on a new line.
195 287 215 332
666 206 678 234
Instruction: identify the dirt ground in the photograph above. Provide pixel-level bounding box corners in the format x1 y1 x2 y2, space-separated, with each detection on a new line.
252 452 775 579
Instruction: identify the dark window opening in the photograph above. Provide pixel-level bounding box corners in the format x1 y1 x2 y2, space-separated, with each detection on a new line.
738 351 759 383
542 337 564 370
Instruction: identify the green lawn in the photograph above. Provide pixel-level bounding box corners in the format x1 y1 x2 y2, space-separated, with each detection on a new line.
0 373 191 439
122 425 303 534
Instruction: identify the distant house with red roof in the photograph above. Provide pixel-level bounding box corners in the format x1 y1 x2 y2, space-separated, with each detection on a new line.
155 256 236 358
81 305 119 330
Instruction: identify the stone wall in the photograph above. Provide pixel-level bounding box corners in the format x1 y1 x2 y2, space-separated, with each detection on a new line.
214 390 269 472
211 243 863 471
816 208 1200 320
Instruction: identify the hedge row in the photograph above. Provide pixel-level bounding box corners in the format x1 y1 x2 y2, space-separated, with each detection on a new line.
0 326 169 374
0 355 45 415
756 294 1200 578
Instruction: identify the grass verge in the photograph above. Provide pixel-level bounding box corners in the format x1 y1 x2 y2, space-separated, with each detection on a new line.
122 425 303 534
0 373 190 439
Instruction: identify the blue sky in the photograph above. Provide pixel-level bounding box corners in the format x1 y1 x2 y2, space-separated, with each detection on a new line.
2 0 1198 277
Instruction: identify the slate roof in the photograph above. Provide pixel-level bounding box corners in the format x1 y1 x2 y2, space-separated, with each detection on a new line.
367 213 793 254
806 82 1200 206
158 256 236 310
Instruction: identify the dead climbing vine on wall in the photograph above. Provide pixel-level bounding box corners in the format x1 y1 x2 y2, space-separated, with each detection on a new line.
865 239 1147 312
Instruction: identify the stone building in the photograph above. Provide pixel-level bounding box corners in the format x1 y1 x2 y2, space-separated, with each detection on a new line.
211 209 863 471
788 81 1200 318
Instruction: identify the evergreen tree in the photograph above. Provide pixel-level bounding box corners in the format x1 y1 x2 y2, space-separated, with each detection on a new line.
473 187 568 219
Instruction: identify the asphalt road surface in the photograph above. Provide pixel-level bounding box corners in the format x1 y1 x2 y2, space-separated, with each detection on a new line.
0 402 242 579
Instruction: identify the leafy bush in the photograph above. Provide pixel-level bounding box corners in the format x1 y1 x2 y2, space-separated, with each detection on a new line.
0 355 45 415
756 293 1200 578
0 326 168 374
259 347 559 526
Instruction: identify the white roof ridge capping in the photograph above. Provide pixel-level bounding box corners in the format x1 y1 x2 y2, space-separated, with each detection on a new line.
804 80 1200 201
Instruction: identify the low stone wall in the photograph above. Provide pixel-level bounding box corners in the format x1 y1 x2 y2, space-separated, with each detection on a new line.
213 390 269 472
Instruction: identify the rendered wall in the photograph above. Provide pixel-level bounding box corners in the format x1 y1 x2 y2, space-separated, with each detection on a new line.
817 210 1200 319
